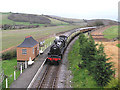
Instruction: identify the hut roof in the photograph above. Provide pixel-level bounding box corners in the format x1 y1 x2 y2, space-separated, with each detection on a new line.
17 36 38 47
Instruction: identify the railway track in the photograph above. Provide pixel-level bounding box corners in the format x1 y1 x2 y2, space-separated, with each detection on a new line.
28 63 60 89
37 64 60 88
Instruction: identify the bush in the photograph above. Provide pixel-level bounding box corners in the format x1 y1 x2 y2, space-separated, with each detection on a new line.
2 49 16 60
94 20 104 26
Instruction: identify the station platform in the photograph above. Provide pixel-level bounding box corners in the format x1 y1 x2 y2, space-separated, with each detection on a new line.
10 48 50 88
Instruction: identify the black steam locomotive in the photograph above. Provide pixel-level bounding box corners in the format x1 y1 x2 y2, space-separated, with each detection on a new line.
47 27 96 64
47 35 68 64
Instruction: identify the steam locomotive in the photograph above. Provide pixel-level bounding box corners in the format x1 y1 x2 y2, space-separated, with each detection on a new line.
47 27 96 64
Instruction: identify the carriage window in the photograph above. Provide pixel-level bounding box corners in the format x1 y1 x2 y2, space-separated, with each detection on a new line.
22 49 27 55
33 47 34 54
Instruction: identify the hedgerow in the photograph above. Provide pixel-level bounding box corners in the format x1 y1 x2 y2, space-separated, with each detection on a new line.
2 49 16 60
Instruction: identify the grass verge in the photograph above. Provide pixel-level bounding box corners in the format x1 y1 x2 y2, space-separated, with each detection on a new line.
103 25 119 39
2 58 20 88
68 39 101 88
116 44 120 48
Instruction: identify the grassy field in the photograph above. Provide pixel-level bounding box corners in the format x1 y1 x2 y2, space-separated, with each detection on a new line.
47 15 85 23
103 25 119 39
2 25 81 50
44 37 55 45
47 17 69 25
2 58 20 88
68 39 101 88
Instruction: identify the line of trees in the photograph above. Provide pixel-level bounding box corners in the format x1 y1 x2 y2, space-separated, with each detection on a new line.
2 24 39 30
78 33 115 87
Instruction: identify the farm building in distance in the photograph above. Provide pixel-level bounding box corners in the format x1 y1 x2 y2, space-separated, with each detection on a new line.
17 36 39 69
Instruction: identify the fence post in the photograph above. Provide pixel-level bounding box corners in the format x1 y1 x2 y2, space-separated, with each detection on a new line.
41 47 43 51
45 45 46 49
6 78 8 88
21 65 22 74
25 61 27 69
14 71 16 80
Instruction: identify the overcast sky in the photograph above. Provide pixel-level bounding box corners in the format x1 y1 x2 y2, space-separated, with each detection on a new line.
1 0 119 21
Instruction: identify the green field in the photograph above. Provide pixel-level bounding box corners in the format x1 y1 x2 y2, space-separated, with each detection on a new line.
2 25 81 50
47 17 69 25
103 25 119 39
68 39 101 88
2 58 20 88
0 12 43 26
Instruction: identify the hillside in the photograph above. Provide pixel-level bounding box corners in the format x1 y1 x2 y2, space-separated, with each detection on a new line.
86 19 118 26
0 12 118 29
44 15 87 26
43 15 118 26
0 12 69 26
8 13 51 24
0 12 37 25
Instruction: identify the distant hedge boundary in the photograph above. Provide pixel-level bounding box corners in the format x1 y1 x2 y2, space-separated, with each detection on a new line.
2 49 16 60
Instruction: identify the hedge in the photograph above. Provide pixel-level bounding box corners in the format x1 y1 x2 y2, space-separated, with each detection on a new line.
2 49 16 60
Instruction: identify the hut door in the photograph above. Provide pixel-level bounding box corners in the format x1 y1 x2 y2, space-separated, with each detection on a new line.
35 47 37 56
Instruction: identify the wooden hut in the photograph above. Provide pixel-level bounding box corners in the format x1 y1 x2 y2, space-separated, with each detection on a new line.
17 36 39 69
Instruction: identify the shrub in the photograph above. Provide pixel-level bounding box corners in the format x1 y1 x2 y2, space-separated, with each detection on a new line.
2 49 16 60
94 20 104 26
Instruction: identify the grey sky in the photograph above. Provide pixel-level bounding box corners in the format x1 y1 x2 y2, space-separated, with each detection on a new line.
1 0 119 21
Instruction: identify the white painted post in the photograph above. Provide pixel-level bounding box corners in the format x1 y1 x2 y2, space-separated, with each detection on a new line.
21 65 22 74
45 45 46 49
41 47 43 51
14 71 16 80
50 42 51 45
39 50 40 55
25 61 27 69
43 46 45 51
6 78 8 88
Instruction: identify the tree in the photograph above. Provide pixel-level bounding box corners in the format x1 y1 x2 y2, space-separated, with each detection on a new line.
79 33 114 86
93 44 114 86
79 34 97 69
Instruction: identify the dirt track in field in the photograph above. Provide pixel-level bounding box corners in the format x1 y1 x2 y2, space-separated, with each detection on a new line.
91 25 119 78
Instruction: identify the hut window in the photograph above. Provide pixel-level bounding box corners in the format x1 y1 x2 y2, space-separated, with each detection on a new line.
22 49 27 54
33 47 34 54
